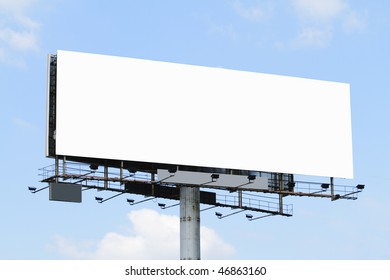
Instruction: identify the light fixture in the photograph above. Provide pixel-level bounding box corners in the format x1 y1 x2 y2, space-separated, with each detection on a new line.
248 175 256 182
159 202 180 209
321 183 330 189
27 185 49 193
95 192 125 204
168 167 177 174
356 184 365 190
287 181 295 191
246 213 276 221
127 169 137 175
216 209 246 219
127 198 135 205
89 164 99 171
127 197 155 206
211 174 219 182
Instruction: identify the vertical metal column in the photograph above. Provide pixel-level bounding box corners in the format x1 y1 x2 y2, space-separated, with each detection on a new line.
180 186 201 260
330 177 335 200
278 173 284 215
104 165 108 190
55 156 59 183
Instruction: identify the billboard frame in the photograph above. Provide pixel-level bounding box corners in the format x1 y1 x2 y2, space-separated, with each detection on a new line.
47 50 354 179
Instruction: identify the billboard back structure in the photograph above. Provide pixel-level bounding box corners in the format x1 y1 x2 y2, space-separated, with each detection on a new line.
47 50 353 179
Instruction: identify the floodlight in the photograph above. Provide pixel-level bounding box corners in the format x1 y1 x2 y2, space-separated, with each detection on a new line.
216 209 246 219
246 213 276 221
89 164 99 171
321 183 330 189
168 167 177 174
248 175 256 182
211 174 219 182
159 202 180 209
127 198 135 205
287 181 295 191
28 185 49 193
95 196 103 203
356 184 365 190
127 197 155 205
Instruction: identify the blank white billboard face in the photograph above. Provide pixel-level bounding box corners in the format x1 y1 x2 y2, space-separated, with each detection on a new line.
54 50 353 178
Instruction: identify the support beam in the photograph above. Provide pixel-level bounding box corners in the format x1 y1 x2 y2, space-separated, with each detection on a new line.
104 165 108 190
330 177 335 200
279 173 284 214
55 156 59 183
180 186 200 260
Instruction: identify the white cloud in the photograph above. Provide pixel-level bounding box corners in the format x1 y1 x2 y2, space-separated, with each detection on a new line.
49 235 95 259
49 208 235 260
231 0 367 49
234 0 273 22
209 23 237 41
292 0 347 22
289 0 367 48
343 10 367 33
0 28 38 50
0 0 37 11
0 0 40 66
224 0 370 50
199 226 235 259
291 27 333 48
12 117 36 130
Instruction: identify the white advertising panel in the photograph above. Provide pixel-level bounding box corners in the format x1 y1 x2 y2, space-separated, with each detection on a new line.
54 50 353 178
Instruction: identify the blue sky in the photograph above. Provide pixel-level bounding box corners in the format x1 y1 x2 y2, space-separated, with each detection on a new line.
1 0 389 259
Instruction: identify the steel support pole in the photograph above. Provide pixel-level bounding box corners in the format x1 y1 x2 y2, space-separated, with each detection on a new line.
180 186 201 260
279 173 284 215
330 177 335 200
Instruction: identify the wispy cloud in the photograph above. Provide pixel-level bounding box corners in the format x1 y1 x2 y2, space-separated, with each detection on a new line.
0 28 39 50
233 0 273 23
49 208 235 260
0 0 41 66
291 27 333 49
12 117 36 130
0 0 36 11
208 22 238 41
232 0 367 49
342 10 367 33
292 0 347 22
290 0 367 48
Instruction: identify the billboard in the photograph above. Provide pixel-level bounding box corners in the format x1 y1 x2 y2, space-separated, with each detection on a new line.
48 50 353 178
